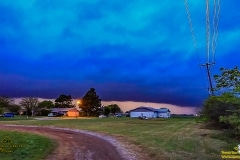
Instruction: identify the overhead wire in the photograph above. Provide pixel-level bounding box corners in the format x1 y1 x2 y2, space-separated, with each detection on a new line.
184 0 221 96
205 0 214 95
212 0 221 64
206 0 210 64
184 0 208 92
184 0 198 56
210 0 221 93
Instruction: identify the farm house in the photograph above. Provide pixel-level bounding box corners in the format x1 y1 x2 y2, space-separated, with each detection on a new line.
50 108 79 117
51 108 73 116
130 107 171 118
67 109 79 117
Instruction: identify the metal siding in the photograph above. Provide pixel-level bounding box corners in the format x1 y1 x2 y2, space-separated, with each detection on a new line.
158 112 170 118
130 111 155 118
131 108 155 112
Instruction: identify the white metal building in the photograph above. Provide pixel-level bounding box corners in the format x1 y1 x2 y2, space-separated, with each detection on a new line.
129 107 171 118
157 108 171 118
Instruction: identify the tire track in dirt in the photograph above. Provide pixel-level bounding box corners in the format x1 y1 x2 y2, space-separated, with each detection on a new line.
0 125 144 160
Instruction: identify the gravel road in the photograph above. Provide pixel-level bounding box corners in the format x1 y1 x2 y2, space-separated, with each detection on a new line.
0 125 147 160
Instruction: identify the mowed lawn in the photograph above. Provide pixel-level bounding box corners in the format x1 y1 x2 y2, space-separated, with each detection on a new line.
0 129 55 160
1 117 239 160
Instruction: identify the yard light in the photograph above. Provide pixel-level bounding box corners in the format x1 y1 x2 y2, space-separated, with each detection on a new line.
77 100 82 107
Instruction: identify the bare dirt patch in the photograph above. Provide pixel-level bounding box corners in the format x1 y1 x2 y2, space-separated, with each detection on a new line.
0 125 147 160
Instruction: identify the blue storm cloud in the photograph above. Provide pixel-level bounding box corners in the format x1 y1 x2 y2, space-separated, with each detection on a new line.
0 0 239 107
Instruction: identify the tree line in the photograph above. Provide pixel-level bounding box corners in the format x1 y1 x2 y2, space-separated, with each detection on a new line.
201 66 240 138
0 87 122 117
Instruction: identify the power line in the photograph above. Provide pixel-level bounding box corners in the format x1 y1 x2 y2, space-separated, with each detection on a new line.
211 0 221 82
184 0 221 96
206 0 210 63
212 0 221 64
184 0 208 93
204 0 215 96
184 0 199 56
203 0 220 96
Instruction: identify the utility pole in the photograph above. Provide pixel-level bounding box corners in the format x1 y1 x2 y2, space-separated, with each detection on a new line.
201 62 214 96
203 0 215 97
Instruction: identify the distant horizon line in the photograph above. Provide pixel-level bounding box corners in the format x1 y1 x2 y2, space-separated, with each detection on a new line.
12 98 198 114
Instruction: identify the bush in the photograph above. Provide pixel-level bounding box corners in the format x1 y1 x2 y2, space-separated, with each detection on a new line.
201 94 239 125
220 113 240 139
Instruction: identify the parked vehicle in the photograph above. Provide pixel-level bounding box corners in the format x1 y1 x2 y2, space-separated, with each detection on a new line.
3 113 14 118
48 112 63 117
48 113 54 117
57 112 64 116
99 115 106 118
115 114 122 117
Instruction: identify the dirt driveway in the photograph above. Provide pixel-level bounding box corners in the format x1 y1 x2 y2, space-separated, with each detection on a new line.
0 125 146 160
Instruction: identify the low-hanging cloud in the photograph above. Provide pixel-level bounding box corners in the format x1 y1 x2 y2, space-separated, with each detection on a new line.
0 0 239 109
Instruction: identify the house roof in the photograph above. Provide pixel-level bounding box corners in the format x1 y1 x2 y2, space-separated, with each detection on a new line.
67 109 79 112
130 106 170 113
157 108 171 113
51 108 75 112
130 106 156 112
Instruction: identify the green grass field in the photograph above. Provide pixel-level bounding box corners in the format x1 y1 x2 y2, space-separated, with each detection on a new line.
0 130 55 160
1 116 239 160
0 115 33 121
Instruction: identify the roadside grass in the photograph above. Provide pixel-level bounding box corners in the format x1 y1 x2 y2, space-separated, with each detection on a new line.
0 115 33 121
0 130 55 160
2 117 239 160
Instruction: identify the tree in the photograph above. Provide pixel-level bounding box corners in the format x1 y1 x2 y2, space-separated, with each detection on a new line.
37 100 54 116
20 97 39 116
38 100 54 109
214 66 240 96
55 94 73 108
79 88 101 116
0 96 13 114
109 104 122 114
0 107 3 115
103 104 122 116
201 67 240 133
7 104 21 114
201 93 239 125
211 67 240 137
103 106 110 116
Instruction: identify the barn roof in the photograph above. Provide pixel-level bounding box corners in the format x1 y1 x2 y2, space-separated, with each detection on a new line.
130 106 155 112
157 108 171 113
130 106 170 113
